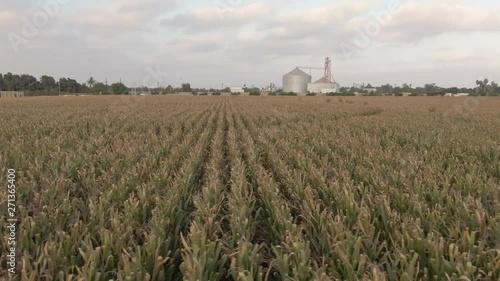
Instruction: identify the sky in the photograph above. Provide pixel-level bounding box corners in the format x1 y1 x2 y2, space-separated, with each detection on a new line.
1 0 499 89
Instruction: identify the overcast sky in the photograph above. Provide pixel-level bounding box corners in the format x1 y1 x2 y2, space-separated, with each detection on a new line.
1 0 499 89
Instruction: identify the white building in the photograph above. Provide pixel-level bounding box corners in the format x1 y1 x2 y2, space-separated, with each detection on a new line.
307 78 340 94
230 87 244 94
0 91 24 98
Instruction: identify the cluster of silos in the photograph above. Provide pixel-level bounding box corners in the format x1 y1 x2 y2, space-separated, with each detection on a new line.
282 67 311 93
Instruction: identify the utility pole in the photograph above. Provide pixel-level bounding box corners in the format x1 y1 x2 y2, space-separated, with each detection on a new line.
58 78 61 95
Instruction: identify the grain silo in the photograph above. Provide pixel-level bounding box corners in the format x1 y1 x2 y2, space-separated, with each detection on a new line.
283 67 311 93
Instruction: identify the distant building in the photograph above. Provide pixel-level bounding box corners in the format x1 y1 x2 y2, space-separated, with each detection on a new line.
0 91 25 98
364 84 377 93
230 87 244 94
307 78 340 94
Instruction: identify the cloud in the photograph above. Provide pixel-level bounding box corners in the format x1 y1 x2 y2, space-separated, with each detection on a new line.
1 0 499 88
161 3 271 33
378 1 500 42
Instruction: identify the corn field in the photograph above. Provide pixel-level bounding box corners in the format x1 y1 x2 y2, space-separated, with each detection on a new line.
0 96 499 281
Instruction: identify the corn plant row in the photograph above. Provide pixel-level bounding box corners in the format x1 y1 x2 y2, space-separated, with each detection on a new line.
180 102 228 280
232 104 327 281
225 104 266 281
145 104 220 280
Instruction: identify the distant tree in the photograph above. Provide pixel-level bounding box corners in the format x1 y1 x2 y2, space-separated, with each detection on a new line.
111 82 127 94
80 84 90 93
250 87 260 94
475 79 493 96
424 83 437 93
0 74 5 91
3 73 20 91
19 74 39 92
87 77 96 91
380 84 393 94
448 87 459 95
181 83 191 92
59 78 82 93
40 75 56 93
491 81 500 96
165 85 174 93
459 87 473 94
402 83 412 92
93 82 109 94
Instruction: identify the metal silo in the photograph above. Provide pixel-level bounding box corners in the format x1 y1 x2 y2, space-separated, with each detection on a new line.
283 67 311 93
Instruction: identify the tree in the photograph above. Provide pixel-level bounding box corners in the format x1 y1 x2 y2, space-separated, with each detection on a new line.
448 87 459 95
87 77 96 91
80 83 90 93
414 87 424 95
380 84 393 94
402 83 412 92
59 78 82 93
0 74 5 91
40 75 56 93
491 81 500 96
3 73 20 91
93 82 109 94
111 82 127 94
249 87 260 95
475 79 493 96
165 85 174 93
181 83 191 92
424 83 437 93
23 74 39 92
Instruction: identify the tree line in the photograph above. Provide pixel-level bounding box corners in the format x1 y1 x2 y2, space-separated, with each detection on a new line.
1 72 499 96
0 73 218 96
0 73 129 96
340 81 500 96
